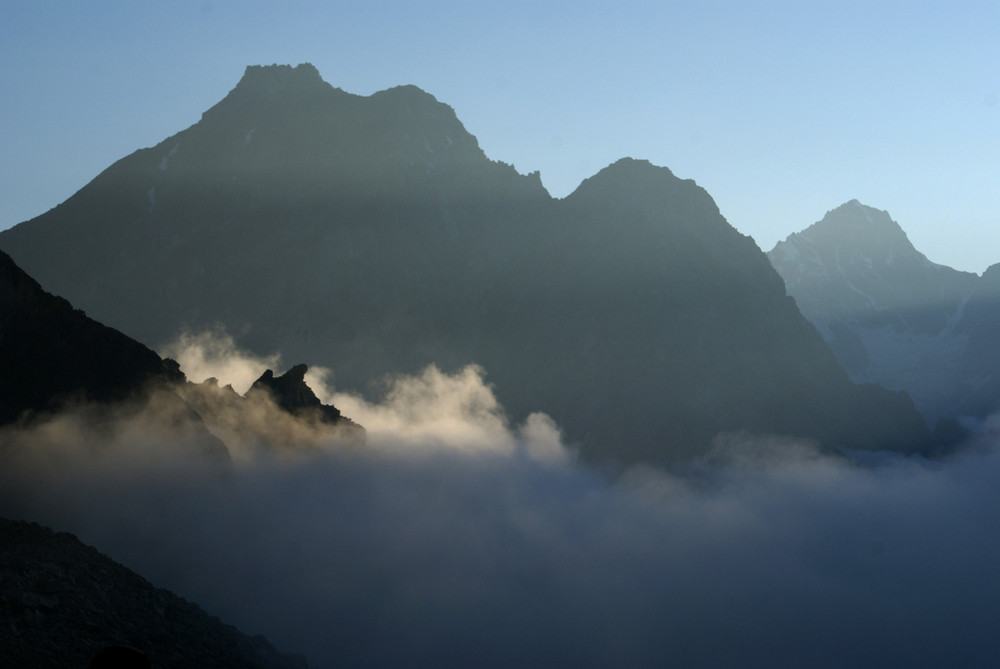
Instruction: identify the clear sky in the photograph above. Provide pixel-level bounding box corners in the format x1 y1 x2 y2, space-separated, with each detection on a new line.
2 1 997 272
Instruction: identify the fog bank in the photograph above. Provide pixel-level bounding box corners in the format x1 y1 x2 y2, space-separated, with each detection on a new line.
2 334 999 668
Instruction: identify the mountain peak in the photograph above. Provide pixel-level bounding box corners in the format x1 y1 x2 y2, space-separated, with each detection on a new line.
566 157 728 238
773 200 920 270
567 158 694 204
816 200 912 250
581 157 676 183
236 63 323 90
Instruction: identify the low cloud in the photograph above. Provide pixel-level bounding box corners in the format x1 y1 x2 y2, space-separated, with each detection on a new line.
2 332 999 668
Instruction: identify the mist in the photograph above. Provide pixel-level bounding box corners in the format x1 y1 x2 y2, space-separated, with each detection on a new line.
2 333 999 667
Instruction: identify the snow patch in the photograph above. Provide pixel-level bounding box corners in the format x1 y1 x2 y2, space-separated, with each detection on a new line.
158 143 179 172
244 128 256 145
147 187 156 214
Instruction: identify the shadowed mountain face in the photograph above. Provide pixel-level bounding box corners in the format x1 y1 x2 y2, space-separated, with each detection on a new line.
0 64 934 463
0 249 185 425
768 201 999 422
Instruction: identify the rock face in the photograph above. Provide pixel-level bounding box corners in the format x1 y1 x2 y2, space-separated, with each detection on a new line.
0 517 307 669
249 364 340 421
768 201 999 423
0 64 935 462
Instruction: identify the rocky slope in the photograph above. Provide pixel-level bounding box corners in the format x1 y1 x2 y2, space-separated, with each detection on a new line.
0 517 307 668
0 64 937 462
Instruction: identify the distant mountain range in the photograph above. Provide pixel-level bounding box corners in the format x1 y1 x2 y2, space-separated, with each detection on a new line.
0 63 942 462
769 200 1000 424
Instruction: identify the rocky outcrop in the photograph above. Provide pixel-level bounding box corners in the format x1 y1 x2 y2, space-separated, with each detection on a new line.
249 364 340 422
0 517 308 669
178 366 365 453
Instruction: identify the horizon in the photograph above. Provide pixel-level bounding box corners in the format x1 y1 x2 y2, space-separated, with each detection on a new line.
1 2 997 274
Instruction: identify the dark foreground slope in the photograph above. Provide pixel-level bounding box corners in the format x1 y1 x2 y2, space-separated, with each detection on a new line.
768 201 999 423
0 517 307 669
1 64 933 463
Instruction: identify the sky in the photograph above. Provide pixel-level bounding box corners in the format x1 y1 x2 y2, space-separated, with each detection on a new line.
1 1 998 273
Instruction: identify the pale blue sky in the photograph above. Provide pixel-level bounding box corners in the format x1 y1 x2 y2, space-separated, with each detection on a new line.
2 1 997 272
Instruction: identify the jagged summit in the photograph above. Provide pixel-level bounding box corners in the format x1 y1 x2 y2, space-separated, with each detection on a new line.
249 364 334 418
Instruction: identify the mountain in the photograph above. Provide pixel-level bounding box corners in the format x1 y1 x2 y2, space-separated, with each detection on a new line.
768 200 998 422
0 247 361 455
0 517 307 669
0 248 192 426
0 64 936 463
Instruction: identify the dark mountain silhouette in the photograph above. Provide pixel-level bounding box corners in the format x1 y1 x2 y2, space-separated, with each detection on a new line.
0 516 307 669
0 248 187 426
0 64 935 462
248 364 343 422
769 201 999 423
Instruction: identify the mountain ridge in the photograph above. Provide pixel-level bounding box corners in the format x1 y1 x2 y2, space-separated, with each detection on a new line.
0 63 938 463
